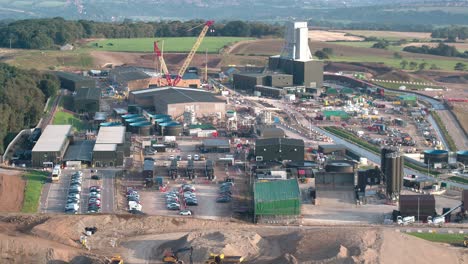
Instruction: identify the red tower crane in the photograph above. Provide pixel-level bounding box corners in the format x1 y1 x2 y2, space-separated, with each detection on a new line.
153 41 172 86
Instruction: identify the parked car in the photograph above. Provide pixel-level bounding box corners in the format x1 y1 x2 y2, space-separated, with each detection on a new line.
68 189 80 195
67 198 80 204
169 155 175 160
179 209 192 216
65 209 78 214
89 192 101 198
91 175 101 180
65 203 79 211
194 154 200 161
165 193 178 198
187 154 192 160
88 201 101 208
70 186 82 192
68 193 80 199
167 203 180 210
221 182 234 187
88 197 100 203
185 199 198 206
216 196 232 203
183 192 196 199
89 186 102 192
166 197 179 202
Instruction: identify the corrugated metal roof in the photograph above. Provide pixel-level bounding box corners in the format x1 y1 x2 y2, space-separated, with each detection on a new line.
131 87 225 104
96 126 126 144
32 125 72 152
93 143 117 151
254 179 300 202
111 66 150 83
255 138 304 147
54 71 94 82
75 87 101 100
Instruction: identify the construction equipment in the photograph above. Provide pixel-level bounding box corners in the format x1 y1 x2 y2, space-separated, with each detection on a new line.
205 253 244 264
428 203 464 226
163 247 193 264
110 255 124 264
154 41 173 86
173 20 214 86
397 216 415 225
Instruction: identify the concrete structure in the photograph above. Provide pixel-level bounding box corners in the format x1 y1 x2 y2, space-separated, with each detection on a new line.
92 126 127 167
268 21 323 88
255 138 304 162
55 71 95 91
74 87 101 114
32 125 72 167
129 87 226 119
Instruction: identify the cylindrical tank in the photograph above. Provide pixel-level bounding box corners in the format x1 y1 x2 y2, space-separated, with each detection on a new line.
155 118 173 133
385 152 403 196
161 122 183 136
130 121 152 136
325 161 354 173
423 149 449 164
121 114 139 123
456 150 468 164
381 147 397 176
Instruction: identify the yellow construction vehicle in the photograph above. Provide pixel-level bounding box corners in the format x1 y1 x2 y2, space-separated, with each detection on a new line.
464 236 468 247
205 253 244 264
163 247 193 264
110 255 124 264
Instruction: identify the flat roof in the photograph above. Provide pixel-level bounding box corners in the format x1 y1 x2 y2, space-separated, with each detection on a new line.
54 71 94 82
32 125 72 152
96 126 126 144
203 139 230 148
93 143 117 152
75 87 101 100
63 140 95 162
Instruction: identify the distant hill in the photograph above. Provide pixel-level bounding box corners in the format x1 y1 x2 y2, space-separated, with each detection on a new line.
0 0 467 26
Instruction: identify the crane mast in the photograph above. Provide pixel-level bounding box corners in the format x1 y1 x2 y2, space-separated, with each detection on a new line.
154 41 173 86
173 20 214 86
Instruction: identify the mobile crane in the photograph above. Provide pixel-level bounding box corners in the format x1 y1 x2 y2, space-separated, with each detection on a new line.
153 20 214 87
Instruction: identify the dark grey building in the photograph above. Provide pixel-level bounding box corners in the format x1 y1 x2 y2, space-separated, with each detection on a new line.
55 71 96 91
256 126 285 138
74 87 101 114
268 56 323 88
233 73 294 94
200 139 231 153
255 138 304 162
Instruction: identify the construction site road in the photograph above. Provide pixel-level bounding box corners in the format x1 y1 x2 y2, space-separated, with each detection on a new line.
436 110 468 150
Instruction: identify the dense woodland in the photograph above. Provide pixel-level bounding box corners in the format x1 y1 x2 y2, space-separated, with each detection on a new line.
0 64 59 154
403 43 468 59
0 18 283 50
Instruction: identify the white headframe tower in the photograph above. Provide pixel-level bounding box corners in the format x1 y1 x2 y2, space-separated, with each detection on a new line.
280 21 313 61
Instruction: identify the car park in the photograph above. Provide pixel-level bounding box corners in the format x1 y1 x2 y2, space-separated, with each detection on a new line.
179 209 192 216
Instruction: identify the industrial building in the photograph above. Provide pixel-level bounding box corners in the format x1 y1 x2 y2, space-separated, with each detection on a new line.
256 125 285 138
129 87 226 119
55 71 95 91
92 126 128 167
254 179 301 220
62 140 95 166
74 87 101 114
314 160 357 186
232 22 323 96
200 139 230 153
399 195 436 221
318 144 347 156
255 138 304 162
31 125 72 167
109 66 151 91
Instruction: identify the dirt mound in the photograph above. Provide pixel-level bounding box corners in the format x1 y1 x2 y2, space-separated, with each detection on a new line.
436 74 468 84
0 173 25 212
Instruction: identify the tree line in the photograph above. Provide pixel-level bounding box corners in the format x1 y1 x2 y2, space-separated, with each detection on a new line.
402 43 468 59
0 63 59 153
431 26 468 41
0 18 283 50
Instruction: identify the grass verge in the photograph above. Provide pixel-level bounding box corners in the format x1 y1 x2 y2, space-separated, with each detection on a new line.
21 171 48 213
407 232 466 245
53 109 86 131
431 111 458 151
323 126 440 175
448 176 468 184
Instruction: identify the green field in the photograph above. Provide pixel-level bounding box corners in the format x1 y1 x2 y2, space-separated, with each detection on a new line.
6 49 93 71
407 233 466 245
53 109 86 131
448 176 468 184
333 41 377 48
21 171 48 213
89 37 254 53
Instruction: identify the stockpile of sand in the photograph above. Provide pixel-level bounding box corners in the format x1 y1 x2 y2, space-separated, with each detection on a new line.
0 173 25 212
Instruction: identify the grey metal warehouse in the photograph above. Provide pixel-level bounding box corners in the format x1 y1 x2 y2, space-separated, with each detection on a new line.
255 138 304 162
92 126 128 167
74 87 101 114
128 87 226 119
31 125 72 167
55 71 96 91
